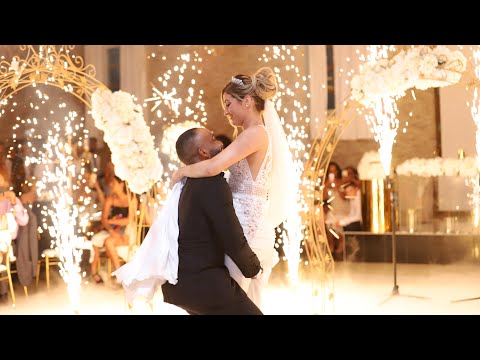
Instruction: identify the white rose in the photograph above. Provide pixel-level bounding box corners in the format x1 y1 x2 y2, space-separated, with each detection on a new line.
110 126 135 147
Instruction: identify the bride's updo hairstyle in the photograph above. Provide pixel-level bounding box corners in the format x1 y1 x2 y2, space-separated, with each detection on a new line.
222 67 278 112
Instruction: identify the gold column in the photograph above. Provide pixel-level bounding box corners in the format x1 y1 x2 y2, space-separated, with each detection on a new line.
361 179 391 233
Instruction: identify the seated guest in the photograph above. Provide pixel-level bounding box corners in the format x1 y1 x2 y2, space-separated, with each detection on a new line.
90 176 137 283
325 161 343 188
342 165 361 188
326 181 362 261
336 182 362 232
0 169 29 296
323 161 350 257
0 169 29 255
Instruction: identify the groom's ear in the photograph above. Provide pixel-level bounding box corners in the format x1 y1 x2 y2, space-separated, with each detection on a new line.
198 147 210 159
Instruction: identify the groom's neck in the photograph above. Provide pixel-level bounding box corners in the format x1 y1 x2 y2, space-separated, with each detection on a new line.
190 155 210 164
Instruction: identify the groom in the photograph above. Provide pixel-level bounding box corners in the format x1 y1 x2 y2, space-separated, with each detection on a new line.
161 128 263 315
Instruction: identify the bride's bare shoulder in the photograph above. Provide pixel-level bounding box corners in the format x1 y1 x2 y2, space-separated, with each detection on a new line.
238 125 268 143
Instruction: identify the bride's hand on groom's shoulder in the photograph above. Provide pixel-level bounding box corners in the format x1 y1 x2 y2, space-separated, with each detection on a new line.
170 168 184 188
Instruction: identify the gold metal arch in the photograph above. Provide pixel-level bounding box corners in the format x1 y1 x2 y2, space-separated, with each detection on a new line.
302 96 362 314
0 45 107 107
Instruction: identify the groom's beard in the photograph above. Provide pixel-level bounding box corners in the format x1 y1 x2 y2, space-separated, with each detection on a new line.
209 146 223 158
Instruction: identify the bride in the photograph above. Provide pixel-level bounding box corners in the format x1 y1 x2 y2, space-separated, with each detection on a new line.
113 66 296 312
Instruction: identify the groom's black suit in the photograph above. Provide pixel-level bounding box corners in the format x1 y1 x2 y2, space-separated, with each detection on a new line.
161 173 263 315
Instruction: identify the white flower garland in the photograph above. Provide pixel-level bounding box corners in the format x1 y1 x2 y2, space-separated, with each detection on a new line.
357 150 386 180
91 88 163 194
351 46 467 106
396 157 478 177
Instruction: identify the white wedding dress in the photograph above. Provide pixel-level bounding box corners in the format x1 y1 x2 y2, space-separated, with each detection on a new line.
225 125 279 310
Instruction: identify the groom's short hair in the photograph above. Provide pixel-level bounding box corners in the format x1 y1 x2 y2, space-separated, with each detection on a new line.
176 128 201 165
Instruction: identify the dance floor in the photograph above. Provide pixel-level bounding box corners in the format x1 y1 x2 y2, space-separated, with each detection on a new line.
1 261 480 315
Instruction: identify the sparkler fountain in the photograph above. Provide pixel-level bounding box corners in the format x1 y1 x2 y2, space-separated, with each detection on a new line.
42 132 83 313
144 46 212 207
259 45 309 287
352 45 468 302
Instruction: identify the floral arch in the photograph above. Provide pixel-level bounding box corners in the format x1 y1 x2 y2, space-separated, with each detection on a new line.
303 45 474 313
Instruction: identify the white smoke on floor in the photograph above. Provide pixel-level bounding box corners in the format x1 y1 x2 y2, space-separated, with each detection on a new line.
2 262 480 315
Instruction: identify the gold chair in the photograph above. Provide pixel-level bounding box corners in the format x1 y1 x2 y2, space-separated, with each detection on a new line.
98 246 112 277
0 243 17 307
0 239 28 307
36 248 60 290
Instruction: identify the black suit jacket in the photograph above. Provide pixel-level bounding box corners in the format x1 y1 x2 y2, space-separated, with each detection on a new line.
161 173 262 315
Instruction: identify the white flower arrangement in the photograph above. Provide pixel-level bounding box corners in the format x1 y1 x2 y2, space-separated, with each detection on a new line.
396 157 478 178
91 88 163 194
161 120 204 164
351 46 467 106
357 150 386 180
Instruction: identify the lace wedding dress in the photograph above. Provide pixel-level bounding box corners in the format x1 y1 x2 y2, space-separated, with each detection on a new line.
225 125 279 310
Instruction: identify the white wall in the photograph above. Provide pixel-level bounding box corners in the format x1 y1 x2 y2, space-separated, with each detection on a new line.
438 46 477 211
84 45 148 145
307 45 327 140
